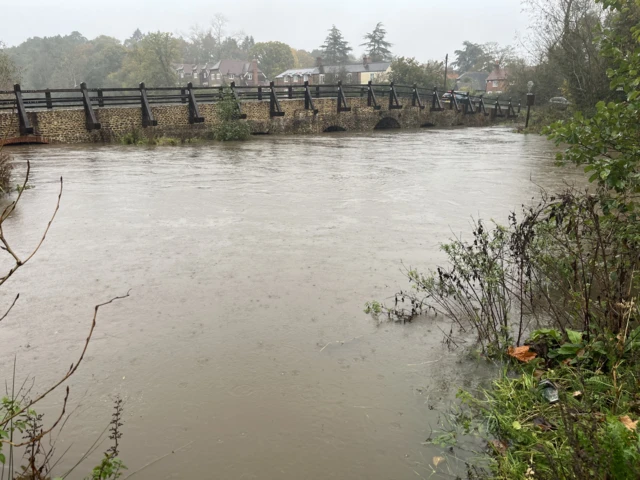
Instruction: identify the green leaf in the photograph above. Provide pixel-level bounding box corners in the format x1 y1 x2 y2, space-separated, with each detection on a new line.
567 330 583 344
556 343 582 356
0 453 5 464
512 421 522 430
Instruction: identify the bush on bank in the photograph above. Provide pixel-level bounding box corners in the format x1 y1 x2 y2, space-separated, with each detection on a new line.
211 90 251 141
0 150 12 196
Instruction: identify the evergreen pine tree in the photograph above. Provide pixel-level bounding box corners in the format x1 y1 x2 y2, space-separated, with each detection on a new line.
320 25 352 66
361 23 392 62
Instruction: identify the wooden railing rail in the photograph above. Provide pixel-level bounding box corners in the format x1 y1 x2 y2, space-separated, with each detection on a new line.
0 82 520 131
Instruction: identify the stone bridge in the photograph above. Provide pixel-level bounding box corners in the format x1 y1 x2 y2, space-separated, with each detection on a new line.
0 82 519 144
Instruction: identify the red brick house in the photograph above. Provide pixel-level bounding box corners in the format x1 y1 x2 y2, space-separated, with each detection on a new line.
174 60 268 87
485 66 510 94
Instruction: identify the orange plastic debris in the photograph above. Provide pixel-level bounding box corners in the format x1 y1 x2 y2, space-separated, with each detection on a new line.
507 345 538 363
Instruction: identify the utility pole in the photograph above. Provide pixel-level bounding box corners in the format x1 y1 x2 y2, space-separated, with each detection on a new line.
443 54 448 92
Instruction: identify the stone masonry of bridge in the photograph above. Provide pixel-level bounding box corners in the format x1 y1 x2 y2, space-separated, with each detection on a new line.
0 97 493 144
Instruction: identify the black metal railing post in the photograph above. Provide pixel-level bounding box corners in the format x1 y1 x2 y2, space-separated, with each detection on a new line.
336 81 351 113
479 95 487 115
140 82 157 127
412 83 424 109
186 82 204 124
450 90 460 113
269 81 284 117
466 92 475 114
388 82 402 109
230 81 247 119
367 80 379 109
304 81 318 114
45 89 53 110
80 82 101 131
14 84 33 135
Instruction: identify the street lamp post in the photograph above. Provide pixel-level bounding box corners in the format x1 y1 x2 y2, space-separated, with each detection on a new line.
525 81 535 129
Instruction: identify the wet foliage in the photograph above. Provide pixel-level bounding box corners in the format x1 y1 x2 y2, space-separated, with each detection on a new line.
211 91 251 142
370 2 640 477
0 151 12 197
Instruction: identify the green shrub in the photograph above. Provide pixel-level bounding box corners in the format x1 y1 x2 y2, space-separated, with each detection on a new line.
211 90 251 141
0 149 12 196
119 129 143 145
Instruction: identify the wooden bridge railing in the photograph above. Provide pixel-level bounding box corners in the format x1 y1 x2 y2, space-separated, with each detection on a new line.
0 81 520 135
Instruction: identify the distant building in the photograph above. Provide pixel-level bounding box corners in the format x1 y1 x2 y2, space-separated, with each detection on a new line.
274 57 391 86
173 60 268 87
486 66 510 94
455 72 489 93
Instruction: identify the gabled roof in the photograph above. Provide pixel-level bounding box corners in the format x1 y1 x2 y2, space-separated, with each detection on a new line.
173 61 265 77
210 59 259 76
487 67 509 81
274 62 391 78
456 71 489 91
275 67 319 78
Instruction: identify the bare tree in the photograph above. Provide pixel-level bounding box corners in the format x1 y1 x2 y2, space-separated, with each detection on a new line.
523 0 611 109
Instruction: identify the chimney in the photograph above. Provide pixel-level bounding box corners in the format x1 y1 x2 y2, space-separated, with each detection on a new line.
316 57 324 74
252 59 259 86
363 55 371 66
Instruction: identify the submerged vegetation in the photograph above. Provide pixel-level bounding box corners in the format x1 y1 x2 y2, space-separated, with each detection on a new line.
368 1 640 477
119 129 200 146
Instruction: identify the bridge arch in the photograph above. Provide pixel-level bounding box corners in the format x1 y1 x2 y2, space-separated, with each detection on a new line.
323 125 347 133
420 122 435 128
373 117 401 130
0 135 50 147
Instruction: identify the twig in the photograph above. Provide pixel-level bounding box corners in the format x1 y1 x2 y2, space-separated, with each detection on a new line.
2 291 130 427
318 335 364 352
1 386 70 447
407 359 442 367
60 426 109 479
0 162 64 288
0 293 19 323
123 441 194 479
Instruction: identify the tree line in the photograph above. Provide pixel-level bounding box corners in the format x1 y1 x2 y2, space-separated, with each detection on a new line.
0 19 396 89
2 0 628 110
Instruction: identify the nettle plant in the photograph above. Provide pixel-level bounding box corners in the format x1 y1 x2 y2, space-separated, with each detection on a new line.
0 154 128 480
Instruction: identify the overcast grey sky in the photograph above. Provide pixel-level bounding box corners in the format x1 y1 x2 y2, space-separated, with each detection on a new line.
2 0 530 61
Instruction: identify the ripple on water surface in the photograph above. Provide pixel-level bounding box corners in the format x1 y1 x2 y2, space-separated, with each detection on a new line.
2 127 582 479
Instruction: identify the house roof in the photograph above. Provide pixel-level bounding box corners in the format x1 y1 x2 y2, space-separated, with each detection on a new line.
173 61 264 76
210 59 260 76
456 71 489 91
487 67 509 81
274 62 391 78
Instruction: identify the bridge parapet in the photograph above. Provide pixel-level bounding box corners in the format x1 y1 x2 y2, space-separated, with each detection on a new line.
0 82 520 144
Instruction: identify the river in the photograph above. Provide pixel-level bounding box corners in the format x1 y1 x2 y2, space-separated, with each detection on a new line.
1 126 581 479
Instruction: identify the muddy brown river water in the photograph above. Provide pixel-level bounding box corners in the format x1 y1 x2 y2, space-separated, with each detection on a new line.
1 127 582 479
